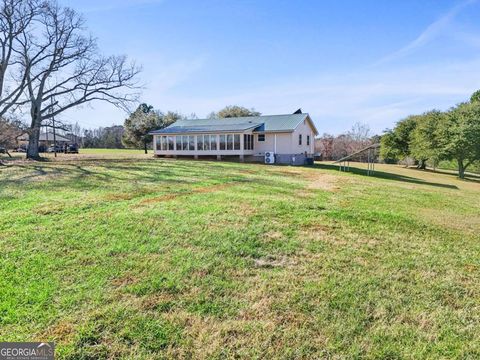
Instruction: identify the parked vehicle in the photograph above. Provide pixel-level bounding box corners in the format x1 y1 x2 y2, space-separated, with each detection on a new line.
47 145 63 153
14 145 27 152
67 144 79 153
0 146 6 154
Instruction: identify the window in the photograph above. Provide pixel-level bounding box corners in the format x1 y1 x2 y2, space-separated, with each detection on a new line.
258 134 265 142
182 136 188 150
156 136 162 151
227 134 233 150
243 134 254 150
298 134 302 145
210 135 217 150
176 136 181 150
197 135 203 150
161 136 167 151
220 135 226 150
234 134 240 150
168 136 174 150
204 135 210 150
189 136 195 150
307 135 310 146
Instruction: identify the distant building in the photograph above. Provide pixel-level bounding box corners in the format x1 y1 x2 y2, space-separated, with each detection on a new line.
149 113 318 165
17 132 71 149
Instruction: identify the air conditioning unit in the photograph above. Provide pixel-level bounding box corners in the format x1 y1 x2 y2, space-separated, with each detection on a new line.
265 151 275 164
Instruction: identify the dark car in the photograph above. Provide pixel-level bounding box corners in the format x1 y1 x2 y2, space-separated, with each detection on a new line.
67 144 79 153
0 146 6 154
14 145 27 152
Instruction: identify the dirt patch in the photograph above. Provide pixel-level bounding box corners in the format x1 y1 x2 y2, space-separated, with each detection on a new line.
39 321 76 342
111 273 138 288
253 255 295 268
140 293 176 311
263 231 283 241
306 173 340 192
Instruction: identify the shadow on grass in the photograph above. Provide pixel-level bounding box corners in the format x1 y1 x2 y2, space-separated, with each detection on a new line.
409 166 480 182
315 163 459 190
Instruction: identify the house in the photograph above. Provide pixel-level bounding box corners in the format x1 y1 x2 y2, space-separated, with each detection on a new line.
17 132 72 151
149 112 318 165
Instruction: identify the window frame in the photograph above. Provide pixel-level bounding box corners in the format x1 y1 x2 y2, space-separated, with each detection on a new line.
298 134 302 146
233 134 240 150
210 134 217 150
258 134 265 142
220 134 226 150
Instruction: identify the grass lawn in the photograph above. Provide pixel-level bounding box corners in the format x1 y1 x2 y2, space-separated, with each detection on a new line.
1 152 479 359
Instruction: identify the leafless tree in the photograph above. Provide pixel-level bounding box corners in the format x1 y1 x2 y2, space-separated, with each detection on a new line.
315 123 373 161
0 117 24 155
315 133 334 160
15 1 141 158
347 122 371 153
0 0 39 117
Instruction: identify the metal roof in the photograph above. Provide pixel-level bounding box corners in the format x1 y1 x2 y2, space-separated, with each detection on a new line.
18 132 71 142
149 123 261 134
149 113 318 135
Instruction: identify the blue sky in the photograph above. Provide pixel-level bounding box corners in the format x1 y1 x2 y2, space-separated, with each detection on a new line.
60 0 480 134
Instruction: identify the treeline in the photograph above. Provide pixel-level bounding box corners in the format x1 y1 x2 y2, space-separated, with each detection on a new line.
315 123 378 161
82 126 125 149
380 90 480 178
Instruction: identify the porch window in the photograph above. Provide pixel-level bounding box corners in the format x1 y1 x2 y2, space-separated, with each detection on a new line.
197 135 203 150
220 135 226 150
176 136 181 150
227 134 233 150
204 135 210 150
189 135 195 150
156 136 162 151
182 136 188 150
168 136 174 150
234 134 240 150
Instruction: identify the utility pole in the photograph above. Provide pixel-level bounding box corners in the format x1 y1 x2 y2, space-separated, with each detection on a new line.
51 97 57 158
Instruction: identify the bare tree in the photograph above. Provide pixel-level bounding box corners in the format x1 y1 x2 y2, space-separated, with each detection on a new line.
347 122 371 152
0 0 38 117
16 1 140 158
0 117 24 155
315 133 334 160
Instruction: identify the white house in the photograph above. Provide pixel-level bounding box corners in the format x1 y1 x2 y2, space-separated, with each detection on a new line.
149 112 318 165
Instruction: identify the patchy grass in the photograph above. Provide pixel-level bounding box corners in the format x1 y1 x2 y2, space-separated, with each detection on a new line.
1 154 479 359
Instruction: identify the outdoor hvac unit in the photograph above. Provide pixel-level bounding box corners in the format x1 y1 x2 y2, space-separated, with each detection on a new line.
265 151 275 164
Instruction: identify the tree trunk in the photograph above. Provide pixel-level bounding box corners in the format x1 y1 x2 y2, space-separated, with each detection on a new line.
27 104 42 159
458 159 465 179
144 141 148 154
417 159 427 170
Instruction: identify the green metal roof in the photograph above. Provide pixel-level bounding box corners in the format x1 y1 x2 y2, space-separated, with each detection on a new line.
149 113 318 135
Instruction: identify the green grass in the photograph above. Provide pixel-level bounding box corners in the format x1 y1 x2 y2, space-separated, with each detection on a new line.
1 153 479 359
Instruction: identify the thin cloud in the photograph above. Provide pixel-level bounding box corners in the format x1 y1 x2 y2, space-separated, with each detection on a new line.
375 0 477 65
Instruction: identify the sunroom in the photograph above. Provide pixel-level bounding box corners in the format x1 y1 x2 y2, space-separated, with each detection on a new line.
153 132 256 159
